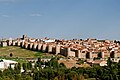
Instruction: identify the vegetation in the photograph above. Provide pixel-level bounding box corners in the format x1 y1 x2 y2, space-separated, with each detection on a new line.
1 46 120 80
0 46 54 63
34 52 43 57
0 46 38 58
0 46 53 60
0 57 120 80
76 59 84 65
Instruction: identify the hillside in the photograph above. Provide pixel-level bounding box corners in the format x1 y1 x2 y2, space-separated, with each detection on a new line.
0 46 42 58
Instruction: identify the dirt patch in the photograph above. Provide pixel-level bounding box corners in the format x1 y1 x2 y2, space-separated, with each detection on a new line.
58 59 90 68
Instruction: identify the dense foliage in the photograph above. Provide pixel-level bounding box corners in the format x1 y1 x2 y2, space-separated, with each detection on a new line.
0 57 120 80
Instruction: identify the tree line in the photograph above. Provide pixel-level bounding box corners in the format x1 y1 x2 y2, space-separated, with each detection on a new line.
0 57 120 80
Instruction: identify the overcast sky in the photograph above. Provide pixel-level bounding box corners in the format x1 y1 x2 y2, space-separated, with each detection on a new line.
0 0 120 40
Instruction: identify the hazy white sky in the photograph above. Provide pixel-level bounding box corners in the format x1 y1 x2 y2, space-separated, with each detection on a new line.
0 0 120 40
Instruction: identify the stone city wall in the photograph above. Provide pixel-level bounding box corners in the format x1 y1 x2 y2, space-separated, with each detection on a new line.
1 40 103 59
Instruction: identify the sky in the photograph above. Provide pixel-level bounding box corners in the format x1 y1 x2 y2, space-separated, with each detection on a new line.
0 0 120 40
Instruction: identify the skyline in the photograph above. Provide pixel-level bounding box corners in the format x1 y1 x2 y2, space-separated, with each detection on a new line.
0 0 120 40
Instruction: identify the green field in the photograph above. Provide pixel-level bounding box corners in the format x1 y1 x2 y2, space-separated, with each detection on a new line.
0 46 43 58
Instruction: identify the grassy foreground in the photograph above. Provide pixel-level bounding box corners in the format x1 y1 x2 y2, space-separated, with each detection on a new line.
0 46 43 58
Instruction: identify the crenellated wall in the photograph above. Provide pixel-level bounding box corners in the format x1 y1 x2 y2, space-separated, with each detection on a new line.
12 41 16 46
37 43 42 51
21 41 25 48
48 45 53 53
1 40 95 59
75 50 85 59
55 45 60 55
29 43 33 49
33 42 38 50
24 42 28 49
42 44 47 52
17 41 21 46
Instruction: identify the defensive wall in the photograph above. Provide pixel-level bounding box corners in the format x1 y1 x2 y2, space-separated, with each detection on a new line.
1 40 108 59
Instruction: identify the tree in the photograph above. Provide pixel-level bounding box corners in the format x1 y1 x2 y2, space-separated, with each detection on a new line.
34 71 41 80
98 52 102 58
10 53 13 57
67 71 79 80
0 70 3 77
22 63 27 72
59 63 66 68
14 63 21 74
14 74 21 80
34 63 38 70
25 75 32 80
17 63 21 70
27 62 32 70
37 58 41 63
107 57 112 68
36 58 42 69
50 57 59 69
